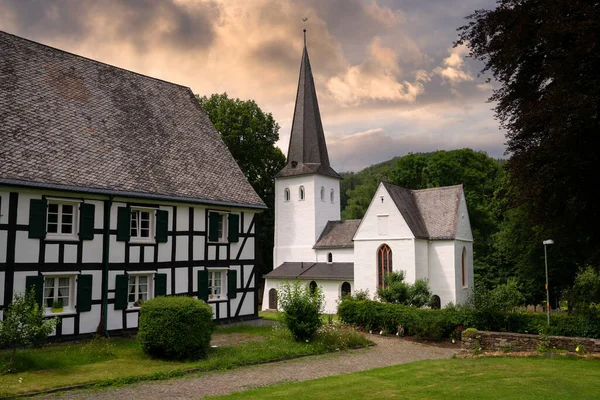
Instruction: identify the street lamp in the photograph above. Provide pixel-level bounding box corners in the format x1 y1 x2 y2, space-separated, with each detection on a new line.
543 239 554 326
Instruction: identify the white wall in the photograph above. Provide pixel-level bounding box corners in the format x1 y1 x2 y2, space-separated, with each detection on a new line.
315 248 353 263
414 239 429 280
262 278 352 314
428 240 457 307
454 240 474 304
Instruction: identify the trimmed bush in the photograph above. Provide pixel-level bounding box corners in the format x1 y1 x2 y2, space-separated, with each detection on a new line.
138 296 214 360
278 281 324 341
338 298 600 339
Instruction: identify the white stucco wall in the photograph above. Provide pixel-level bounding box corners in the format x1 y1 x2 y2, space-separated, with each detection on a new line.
315 248 354 263
262 278 353 314
414 239 429 280
454 240 474 304
428 240 457 307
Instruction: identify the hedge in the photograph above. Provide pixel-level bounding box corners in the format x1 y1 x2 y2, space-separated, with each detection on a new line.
138 296 214 360
338 299 600 339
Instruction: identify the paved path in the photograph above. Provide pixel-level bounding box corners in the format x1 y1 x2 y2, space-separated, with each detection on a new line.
41 335 456 400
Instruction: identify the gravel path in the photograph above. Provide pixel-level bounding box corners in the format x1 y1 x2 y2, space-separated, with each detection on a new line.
40 335 456 400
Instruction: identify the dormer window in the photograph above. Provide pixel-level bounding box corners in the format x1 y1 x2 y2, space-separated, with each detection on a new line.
320 186 325 201
299 186 305 201
284 188 290 202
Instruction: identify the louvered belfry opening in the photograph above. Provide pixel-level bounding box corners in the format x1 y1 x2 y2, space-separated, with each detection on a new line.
377 244 392 288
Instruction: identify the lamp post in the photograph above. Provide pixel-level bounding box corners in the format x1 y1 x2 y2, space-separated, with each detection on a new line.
543 239 554 327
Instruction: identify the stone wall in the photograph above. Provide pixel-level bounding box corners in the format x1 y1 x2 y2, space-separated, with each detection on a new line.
461 331 600 353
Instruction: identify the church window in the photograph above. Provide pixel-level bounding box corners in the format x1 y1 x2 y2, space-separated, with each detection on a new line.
284 188 290 202
299 186 305 201
320 186 325 201
309 281 317 294
330 189 334 203
327 252 333 263
462 247 467 288
341 282 351 297
377 244 392 288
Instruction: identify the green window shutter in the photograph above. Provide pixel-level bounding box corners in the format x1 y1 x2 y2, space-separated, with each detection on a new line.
208 212 219 242
114 274 128 310
116 207 131 242
28 199 48 239
25 275 44 306
227 269 237 299
155 273 167 297
228 214 240 243
77 275 93 312
79 203 96 240
197 269 209 301
155 210 168 243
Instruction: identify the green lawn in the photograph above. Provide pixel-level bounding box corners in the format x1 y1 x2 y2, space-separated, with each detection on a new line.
208 356 600 400
0 324 369 397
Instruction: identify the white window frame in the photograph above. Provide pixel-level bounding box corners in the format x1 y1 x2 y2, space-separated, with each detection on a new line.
284 188 290 202
42 274 77 315
130 207 155 243
208 269 227 301
127 272 155 308
46 200 80 241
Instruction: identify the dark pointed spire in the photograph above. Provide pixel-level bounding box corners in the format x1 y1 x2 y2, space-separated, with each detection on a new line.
275 30 341 179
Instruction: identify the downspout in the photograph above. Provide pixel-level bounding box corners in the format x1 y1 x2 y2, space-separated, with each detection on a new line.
102 196 113 337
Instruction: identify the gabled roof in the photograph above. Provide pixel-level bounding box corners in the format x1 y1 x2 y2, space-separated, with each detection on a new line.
382 182 463 240
314 220 361 249
264 262 354 281
0 31 265 209
275 32 340 180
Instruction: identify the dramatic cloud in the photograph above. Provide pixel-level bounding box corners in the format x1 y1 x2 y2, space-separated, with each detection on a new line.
0 0 504 171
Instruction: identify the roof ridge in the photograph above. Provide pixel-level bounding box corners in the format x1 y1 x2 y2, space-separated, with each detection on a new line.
0 30 192 91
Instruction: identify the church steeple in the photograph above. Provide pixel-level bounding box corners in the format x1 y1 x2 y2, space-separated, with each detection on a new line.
276 30 341 179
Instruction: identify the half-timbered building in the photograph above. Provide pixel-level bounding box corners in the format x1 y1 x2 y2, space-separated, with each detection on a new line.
0 31 265 338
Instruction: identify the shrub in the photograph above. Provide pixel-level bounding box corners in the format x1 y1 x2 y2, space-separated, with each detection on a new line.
138 296 214 360
469 279 525 313
563 266 600 315
377 271 434 307
278 281 324 341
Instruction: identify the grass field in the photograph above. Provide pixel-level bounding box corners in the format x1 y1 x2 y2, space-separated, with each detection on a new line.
208 356 600 400
0 324 369 397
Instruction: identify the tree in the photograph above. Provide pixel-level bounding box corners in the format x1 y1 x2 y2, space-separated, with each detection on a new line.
197 93 286 289
278 281 324 341
457 1 600 277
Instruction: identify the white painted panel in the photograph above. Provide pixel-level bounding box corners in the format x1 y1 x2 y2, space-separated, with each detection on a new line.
194 207 206 231
145 246 154 263
219 247 228 261
64 244 77 263
109 237 125 263
61 317 75 335
14 271 38 294
0 231 7 263
192 266 204 292
93 200 104 229
158 239 170 262
14 232 39 263
129 246 140 263
193 236 205 261
175 267 188 294
16 192 36 225
127 312 139 328
89 270 103 300
176 206 189 231
238 237 255 261
45 244 59 263
0 272 4 306
83 237 103 263
428 241 456 307
107 308 122 330
176 236 188 262
378 215 388 236
238 293 255 316
207 246 216 260
79 305 101 334
415 239 429 280
0 190 9 225
219 302 228 319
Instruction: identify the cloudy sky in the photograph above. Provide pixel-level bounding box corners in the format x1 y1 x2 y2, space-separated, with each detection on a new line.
0 0 505 172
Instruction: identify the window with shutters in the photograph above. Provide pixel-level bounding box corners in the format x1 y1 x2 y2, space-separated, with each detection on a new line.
128 273 153 308
47 201 79 240
43 275 75 314
208 212 230 243
208 270 226 301
130 208 155 243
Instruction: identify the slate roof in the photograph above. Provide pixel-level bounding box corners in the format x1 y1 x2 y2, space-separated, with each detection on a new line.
0 31 265 209
313 220 361 249
276 33 341 180
264 262 354 281
382 182 463 240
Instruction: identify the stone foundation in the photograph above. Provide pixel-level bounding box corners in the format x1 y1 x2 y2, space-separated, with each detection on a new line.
461 331 600 353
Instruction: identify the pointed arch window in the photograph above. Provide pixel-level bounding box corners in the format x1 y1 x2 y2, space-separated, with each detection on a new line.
377 244 392 288
299 186 305 201
327 252 333 263
320 186 325 201
284 188 290 202
330 189 334 203
462 247 467 288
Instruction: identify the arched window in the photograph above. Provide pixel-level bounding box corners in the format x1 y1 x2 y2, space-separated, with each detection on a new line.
268 288 278 309
377 244 392 288
320 186 325 201
341 282 351 297
309 281 317 294
327 252 333 263
299 186 305 201
284 188 290 202
462 247 467 288
431 295 441 309
330 189 334 203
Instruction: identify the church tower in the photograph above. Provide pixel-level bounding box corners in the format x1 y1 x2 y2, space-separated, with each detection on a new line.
273 30 342 268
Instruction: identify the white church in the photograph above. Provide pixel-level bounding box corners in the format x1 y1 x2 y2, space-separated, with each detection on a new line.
263 33 474 314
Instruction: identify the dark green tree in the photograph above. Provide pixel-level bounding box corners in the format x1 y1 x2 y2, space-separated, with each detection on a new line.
197 93 286 291
457 0 600 281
